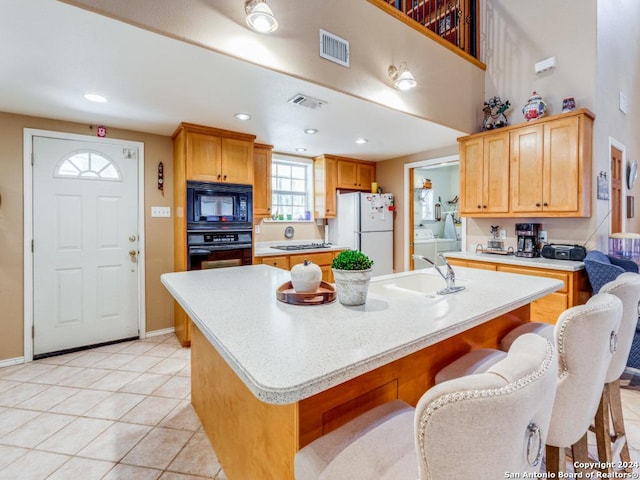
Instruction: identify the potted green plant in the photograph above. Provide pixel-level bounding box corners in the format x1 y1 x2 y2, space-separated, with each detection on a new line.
331 250 374 306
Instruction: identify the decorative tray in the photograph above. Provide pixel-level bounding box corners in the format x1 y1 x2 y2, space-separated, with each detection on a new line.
276 281 336 306
475 244 515 255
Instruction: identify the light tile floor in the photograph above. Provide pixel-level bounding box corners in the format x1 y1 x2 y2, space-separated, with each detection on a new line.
2 334 640 478
0 334 226 480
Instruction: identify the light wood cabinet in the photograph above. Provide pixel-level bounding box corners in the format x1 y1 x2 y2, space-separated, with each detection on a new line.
257 251 343 283
449 258 591 324
253 143 273 218
458 109 594 218
175 123 255 185
337 159 375 190
315 155 376 218
172 123 256 347
459 131 510 215
314 155 338 218
511 114 591 216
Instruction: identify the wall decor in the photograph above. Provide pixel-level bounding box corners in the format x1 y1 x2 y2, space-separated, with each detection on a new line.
158 162 164 196
627 196 635 218
522 92 547 121
597 171 609 200
482 96 510 131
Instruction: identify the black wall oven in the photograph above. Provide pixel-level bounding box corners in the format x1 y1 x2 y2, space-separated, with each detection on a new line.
186 181 252 270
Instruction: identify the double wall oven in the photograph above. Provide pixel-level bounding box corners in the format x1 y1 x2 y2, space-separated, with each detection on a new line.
186 181 252 270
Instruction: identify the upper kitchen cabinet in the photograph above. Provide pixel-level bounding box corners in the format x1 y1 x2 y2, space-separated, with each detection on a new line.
511 111 593 217
336 158 376 190
173 123 256 185
459 131 510 216
314 155 338 218
458 109 594 218
253 143 273 218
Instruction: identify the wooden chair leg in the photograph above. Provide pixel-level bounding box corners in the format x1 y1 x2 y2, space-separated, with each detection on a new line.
594 384 613 472
571 433 590 474
609 378 632 472
545 445 565 474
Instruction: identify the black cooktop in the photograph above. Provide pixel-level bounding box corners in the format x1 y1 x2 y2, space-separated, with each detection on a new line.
270 243 332 251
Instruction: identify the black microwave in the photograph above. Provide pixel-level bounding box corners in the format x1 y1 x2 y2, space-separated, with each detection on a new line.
187 181 252 230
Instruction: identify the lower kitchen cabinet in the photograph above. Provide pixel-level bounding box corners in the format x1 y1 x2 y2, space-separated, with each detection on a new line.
447 258 591 324
257 251 343 283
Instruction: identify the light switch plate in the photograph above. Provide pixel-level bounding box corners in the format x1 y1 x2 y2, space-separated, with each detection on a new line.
151 206 171 217
539 230 548 243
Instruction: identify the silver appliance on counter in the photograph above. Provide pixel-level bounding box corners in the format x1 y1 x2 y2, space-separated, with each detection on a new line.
328 192 394 276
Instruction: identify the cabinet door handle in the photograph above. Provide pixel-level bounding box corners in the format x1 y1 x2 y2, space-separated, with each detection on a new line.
267 207 271 211
536 203 541 207
217 174 221 179
543 202 548 207
223 175 227 180
477 205 482 209
483 205 487 209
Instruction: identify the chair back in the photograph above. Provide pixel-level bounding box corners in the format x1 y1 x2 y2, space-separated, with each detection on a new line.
599 272 640 382
584 250 639 293
545 292 623 448
414 333 557 479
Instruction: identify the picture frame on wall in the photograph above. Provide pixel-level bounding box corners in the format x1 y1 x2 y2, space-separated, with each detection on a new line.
627 195 635 218
597 171 609 200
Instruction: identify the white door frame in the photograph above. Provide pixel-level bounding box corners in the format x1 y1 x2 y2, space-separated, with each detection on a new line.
403 154 463 271
23 128 146 362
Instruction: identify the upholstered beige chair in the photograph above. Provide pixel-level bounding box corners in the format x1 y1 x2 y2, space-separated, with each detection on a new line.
593 272 640 472
294 333 557 480
437 292 623 474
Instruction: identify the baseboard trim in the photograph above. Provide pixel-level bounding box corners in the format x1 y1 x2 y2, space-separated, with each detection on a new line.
146 327 175 338
0 357 25 369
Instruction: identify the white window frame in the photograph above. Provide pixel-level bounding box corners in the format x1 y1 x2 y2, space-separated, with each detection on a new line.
270 154 314 222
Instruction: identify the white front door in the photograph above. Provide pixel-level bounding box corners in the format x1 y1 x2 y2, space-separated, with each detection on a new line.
32 135 140 356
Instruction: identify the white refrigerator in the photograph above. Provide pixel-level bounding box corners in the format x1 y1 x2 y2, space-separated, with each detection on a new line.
328 192 394 276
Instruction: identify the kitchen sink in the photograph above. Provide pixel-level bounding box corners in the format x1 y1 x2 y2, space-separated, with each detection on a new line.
270 243 333 251
369 270 470 297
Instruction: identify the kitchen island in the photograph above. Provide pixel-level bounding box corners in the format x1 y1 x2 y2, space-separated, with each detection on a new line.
161 265 562 479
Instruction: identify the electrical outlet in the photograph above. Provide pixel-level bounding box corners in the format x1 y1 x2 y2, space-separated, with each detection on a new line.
255 225 261 235
499 229 506 240
151 206 171 218
539 230 548 243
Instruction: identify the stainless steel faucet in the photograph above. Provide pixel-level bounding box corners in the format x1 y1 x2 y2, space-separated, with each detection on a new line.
412 253 466 295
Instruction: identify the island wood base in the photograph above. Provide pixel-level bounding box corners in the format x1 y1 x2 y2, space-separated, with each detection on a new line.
191 305 530 480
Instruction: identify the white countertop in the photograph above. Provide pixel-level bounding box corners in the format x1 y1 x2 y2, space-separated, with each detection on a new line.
161 264 562 405
254 241 346 257
445 250 585 272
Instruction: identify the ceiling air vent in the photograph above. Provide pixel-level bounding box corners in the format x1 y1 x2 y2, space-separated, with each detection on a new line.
319 29 349 68
288 93 327 110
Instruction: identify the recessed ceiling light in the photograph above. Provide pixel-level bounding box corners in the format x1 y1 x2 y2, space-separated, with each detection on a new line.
304 128 318 135
84 93 108 103
234 113 251 121
296 148 307 153
355 138 368 144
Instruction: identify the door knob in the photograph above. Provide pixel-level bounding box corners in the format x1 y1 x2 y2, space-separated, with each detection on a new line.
129 249 137 258
129 235 137 242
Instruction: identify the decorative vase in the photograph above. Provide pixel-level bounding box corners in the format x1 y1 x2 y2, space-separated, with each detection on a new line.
332 268 372 306
290 260 322 293
522 92 547 121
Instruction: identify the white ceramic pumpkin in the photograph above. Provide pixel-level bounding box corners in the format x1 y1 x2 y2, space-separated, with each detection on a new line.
290 260 322 293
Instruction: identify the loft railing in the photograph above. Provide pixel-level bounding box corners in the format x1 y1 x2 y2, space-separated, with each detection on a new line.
368 0 482 68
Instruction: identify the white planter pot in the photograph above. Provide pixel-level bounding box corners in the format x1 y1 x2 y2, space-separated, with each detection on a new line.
332 268 372 306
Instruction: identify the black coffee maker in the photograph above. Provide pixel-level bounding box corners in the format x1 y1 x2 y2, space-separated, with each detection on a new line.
515 223 541 258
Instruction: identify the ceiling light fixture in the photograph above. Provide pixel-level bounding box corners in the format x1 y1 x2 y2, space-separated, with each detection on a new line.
84 93 108 103
245 0 278 33
388 62 417 91
304 128 318 135
296 148 307 153
234 113 251 121
355 138 368 144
